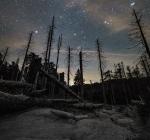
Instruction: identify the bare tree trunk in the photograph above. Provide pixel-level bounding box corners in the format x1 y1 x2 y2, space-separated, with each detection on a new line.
56 34 62 72
48 16 55 64
45 26 51 69
141 56 149 77
133 9 150 59
96 39 107 104
41 69 83 102
67 46 71 87
2 47 9 65
79 51 84 99
19 32 33 81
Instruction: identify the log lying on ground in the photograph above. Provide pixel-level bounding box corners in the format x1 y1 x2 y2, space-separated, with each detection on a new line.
72 103 103 110
0 91 33 113
29 89 47 97
0 80 32 88
41 69 83 102
47 99 79 104
51 109 88 120
131 100 145 105
111 115 134 127
0 91 79 114
0 91 30 102
34 98 79 107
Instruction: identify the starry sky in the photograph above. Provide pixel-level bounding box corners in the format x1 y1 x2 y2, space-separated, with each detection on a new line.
0 0 150 84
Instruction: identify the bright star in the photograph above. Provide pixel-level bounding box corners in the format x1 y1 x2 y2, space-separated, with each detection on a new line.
35 30 39 34
130 2 135 6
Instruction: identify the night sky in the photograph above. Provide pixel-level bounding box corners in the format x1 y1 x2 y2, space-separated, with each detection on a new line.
0 0 150 84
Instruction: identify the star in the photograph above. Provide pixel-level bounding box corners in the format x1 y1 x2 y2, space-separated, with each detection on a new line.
35 30 39 34
73 33 77 36
130 2 135 7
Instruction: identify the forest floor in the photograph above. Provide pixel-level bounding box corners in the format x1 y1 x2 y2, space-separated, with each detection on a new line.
0 106 143 140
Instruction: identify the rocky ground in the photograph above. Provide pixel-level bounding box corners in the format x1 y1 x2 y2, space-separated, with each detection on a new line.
0 106 142 140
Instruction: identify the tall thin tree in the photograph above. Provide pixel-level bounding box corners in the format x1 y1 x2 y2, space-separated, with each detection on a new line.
96 39 107 104
67 46 71 86
140 56 149 77
45 26 51 69
20 32 33 80
56 34 62 72
79 50 84 99
2 47 9 65
48 16 55 64
132 9 150 59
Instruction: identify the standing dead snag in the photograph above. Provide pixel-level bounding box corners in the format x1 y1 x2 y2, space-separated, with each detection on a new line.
45 26 51 69
79 50 84 99
131 9 150 59
2 47 9 65
0 47 9 72
67 46 71 86
56 34 62 73
43 16 55 89
121 62 127 79
19 32 33 81
96 39 107 104
140 55 150 77
48 16 55 64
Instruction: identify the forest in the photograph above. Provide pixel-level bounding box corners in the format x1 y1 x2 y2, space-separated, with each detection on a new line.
0 8 150 140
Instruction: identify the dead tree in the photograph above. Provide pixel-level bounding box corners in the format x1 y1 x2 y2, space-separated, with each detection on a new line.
96 39 107 104
79 50 84 99
56 34 62 72
121 61 127 78
1 47 9 65
19 32 33 81
126 66 133 79
104 70 116 105
143 55 150 72
41 69 83 102
140 55 150 77
130 9 150 59
45 26 51 69
67 46 71 86
48 16 55 64
0 47 9 75
132 65 141 78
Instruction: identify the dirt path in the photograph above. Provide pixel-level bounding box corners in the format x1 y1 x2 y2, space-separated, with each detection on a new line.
0 108 133 140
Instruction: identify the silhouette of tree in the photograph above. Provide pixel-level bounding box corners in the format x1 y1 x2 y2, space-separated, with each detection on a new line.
129 9 150 59
126 66 133 79
74 69 81 86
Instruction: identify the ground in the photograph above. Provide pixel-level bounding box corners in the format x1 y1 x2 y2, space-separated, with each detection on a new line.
0 107 137 140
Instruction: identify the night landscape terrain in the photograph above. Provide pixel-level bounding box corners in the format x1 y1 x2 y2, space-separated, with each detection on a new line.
0 0 150 140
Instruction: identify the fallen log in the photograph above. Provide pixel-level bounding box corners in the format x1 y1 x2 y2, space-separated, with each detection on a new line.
72 103 103 110
41 69 83 102
29 89 47 97
0 91 33 114
34 98 79 108
0 91 30 101
131 99 145 105
0 80 32 88
51 109 88 120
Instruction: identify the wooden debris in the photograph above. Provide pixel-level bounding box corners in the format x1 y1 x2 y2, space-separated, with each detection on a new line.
29 89 47 97
41 69 83 102
72 103 103 110
51 109 88 120
0 80 32 88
